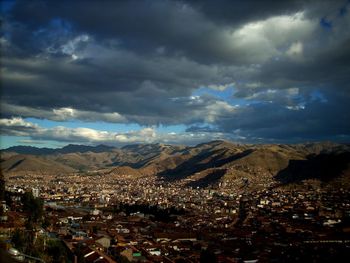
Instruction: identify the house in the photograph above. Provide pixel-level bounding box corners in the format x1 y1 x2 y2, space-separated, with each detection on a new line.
120 246 145 262
83 248 116 263
96 236 111 250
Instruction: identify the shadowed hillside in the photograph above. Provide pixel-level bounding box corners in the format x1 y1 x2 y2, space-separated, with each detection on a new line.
274 152 350 184
1 141 350 188
158 148 253 181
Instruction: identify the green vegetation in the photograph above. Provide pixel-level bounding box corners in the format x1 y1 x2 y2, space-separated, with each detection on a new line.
11 229 27 251
22 191 44 225
11 229 70 263
46 239 70 263
0 172 5 201
113 203 186 222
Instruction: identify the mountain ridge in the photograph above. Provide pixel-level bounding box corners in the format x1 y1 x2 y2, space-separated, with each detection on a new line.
2 143 117 155
1 141 350 189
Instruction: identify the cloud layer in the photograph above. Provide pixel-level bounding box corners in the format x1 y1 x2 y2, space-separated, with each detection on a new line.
0 117 229 145
1 0 350 145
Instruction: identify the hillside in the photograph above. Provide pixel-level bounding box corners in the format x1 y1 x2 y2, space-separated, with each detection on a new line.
0 154 76 175
1 141 350 188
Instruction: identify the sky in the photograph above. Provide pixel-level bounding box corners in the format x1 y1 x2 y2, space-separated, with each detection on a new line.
1 0 350 148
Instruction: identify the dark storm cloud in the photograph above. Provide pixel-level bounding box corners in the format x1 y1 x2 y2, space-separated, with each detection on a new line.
216 98 350 142
193 0 349 25
1 0 350 142
8 0 224 63
1 48 232 124
8 0 347 62
190 0 304 25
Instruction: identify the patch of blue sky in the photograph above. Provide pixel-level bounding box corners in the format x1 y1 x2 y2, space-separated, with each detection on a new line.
0 0 16 13
194 86 234 100
193 86 250 107
32 17 74 51
320 17 332 30
338 2 349 17
0 136 21 149
310 90 328 103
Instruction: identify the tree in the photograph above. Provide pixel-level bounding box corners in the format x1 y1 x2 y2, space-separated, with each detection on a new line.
42 217 51 229
0 172 5 201
22 191 43 224
46 240 68 263
200 249 217 263
11 229 27 251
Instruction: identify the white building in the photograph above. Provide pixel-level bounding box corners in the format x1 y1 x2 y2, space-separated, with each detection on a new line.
32 188 40 198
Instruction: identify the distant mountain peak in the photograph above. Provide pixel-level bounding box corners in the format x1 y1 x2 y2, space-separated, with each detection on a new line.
1 145 56 155
2 143 117 155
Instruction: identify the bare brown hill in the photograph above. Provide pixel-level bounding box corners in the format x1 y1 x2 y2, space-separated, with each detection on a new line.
1 141 350 188
1 154 76 175
102 166 143 177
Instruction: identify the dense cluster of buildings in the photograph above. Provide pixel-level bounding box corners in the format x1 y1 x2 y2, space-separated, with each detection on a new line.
1 172 350 262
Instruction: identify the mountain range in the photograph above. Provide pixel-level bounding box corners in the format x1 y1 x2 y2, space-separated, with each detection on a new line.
1 141 350 188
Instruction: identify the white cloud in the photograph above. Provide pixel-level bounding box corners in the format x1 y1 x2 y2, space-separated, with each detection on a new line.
203 101 237 123
52 107 127 123
286 105 305 110
0 117 235 145
0 117 40 137
286 41 303 59
0 117 38 128
2 94 237 128
224 12 315 63
53 107 75 118
167 95 238 125
37 126 114 142
49 34 91 60
207 82 235 91
114 128 156 143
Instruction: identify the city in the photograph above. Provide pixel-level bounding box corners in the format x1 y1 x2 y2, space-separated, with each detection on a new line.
1 164 350 262
1 0 350 262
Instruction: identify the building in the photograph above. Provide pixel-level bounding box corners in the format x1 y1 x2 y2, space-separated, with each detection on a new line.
32 188 40 198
